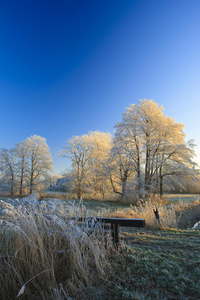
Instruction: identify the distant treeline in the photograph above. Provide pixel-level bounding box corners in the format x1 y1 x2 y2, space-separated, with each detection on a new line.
1 100 199 202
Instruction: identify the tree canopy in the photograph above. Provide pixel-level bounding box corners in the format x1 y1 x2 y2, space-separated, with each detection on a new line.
60 100 199 201
0 100 199 200
0 135 53 195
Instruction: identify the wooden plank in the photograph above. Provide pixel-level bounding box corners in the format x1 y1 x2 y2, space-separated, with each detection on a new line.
75 217 145 227
73 216 145 246
114 223 119 244
96 218 145 228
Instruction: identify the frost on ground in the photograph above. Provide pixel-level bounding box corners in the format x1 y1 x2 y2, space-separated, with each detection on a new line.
0 194 111 300
193 220 200 229
1 194 200 230
0 193 87 219
0 194 111 249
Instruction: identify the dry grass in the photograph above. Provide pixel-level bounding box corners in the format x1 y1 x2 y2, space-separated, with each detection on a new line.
107 195 200 229
1 194 200 299
39 191 74 200
108 203 177 228
172 197 200 211
0 201 111 300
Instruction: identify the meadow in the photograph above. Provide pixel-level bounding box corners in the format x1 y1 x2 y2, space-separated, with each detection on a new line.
40 192 200 229
0 193 200 299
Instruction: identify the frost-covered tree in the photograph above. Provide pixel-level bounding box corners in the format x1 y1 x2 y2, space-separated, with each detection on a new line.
114 99 198 199
112 104 142 199
0 148 16 195
60 131 112 199
157 138 198 196
86 131 112 199
0 136 53 195
14 141 28 195
23 135 53 194
108 144 134 200
60 134 91 198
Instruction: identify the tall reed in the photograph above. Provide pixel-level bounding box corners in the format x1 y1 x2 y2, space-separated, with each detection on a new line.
0 199 111 299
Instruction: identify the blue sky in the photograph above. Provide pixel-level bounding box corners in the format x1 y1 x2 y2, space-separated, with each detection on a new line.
0 0 200 175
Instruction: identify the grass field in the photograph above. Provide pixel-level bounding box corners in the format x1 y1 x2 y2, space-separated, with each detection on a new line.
0 194 200 299
38 192 200 217
105 227 200 299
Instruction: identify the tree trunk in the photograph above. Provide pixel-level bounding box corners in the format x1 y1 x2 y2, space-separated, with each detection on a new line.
121 179 127 200
76 180 82 199
136 148 142 194
159 167 163 199
120 167 130 200
30 164 34 194
145 148 149 195
30 181 33 194
19 156 25 196
110 174 122 196
10 174 14 196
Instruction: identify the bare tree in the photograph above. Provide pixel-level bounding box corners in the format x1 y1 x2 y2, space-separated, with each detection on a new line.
113 104 142 199
60 134 91 198
0 148 16 195
14 141 28 195
60 131 112 199
24 135 53 194
113 99 198 199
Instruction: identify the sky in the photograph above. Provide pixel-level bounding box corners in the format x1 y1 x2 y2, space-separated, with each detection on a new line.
0 0 200 175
